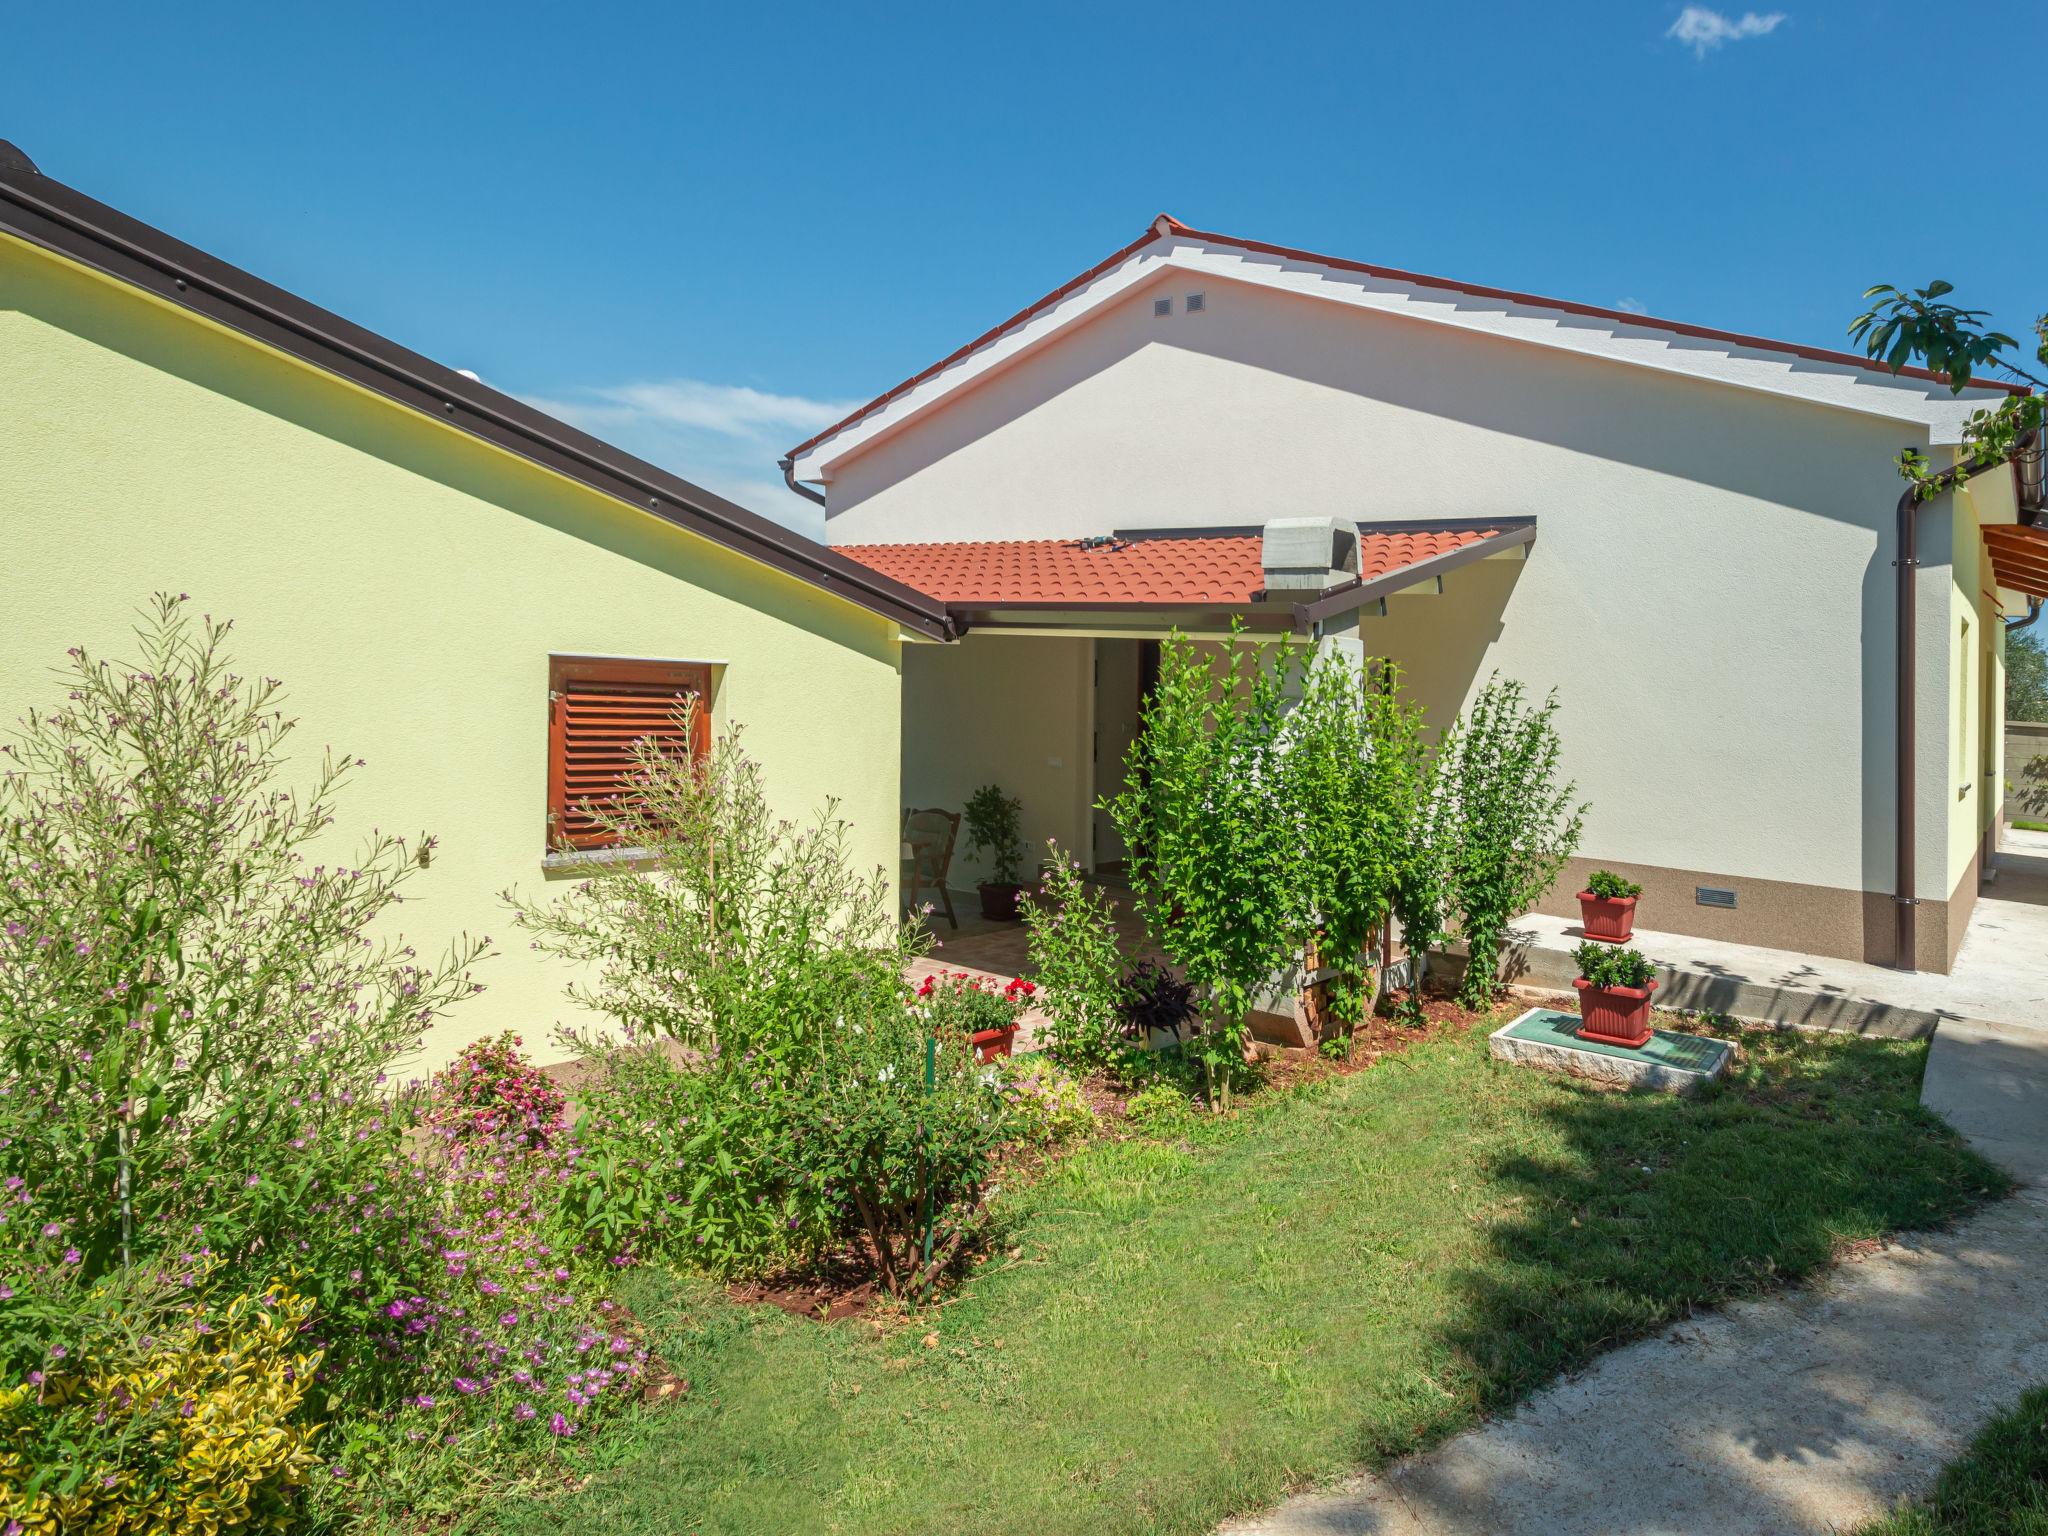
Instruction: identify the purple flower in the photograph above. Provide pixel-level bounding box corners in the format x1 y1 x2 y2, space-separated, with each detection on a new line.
62 1249 80 1265
514 1401 536 1422
548 1411 574 1437
454 1377 481 1395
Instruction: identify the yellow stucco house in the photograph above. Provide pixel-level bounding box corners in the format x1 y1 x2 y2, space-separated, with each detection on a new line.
0 142 953 1069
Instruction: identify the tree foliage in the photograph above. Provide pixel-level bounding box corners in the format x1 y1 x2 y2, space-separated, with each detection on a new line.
1106 631 1297 1106
2010 627 2048 724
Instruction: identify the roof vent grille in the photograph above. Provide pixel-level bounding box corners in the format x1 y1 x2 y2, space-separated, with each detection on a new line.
1152 296 1172 318
1185 291 1206 313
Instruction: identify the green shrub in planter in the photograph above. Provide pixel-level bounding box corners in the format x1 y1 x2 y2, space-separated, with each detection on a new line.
964 784 1025 886
1585 869 1643 900
1573 941 1656 989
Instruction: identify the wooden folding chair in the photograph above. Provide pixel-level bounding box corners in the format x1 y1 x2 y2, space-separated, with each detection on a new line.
901 807 961 930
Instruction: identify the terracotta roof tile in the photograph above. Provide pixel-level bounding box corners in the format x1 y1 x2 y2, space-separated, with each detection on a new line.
836 527 1509 607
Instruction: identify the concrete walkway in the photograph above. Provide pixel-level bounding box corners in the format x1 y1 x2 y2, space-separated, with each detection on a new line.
1227 838 2048 1536
1225 1188 2048 1536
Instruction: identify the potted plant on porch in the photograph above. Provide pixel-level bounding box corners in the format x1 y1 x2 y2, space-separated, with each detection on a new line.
964 783 1027 921
1571 941 1659 1049
1577 869 1642 944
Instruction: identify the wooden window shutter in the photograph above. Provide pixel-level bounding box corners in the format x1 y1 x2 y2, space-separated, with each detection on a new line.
547 657 713 850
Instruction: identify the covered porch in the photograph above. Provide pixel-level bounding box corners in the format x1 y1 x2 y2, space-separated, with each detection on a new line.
847 515 1538 895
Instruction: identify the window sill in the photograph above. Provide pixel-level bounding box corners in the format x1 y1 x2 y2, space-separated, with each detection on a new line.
542 846 658 876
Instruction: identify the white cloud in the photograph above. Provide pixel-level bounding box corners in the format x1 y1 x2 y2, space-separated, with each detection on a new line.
1614 297 1649 315
1666 6 1785 57
523 377 856 539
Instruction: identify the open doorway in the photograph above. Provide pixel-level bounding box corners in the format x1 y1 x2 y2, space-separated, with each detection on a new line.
1090 639 1155 872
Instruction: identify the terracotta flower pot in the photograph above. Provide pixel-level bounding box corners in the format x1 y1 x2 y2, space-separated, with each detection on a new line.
1577 890 1637 944
1573 976 1658 1049
969 1025 1017 1062
978 881 1025 921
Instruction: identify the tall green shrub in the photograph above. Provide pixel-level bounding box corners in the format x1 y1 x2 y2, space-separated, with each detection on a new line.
1281 653 1432 1029
1105 630 1298 1107
1442 675 1584 1007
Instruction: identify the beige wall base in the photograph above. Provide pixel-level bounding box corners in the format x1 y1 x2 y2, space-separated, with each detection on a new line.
1537 856 1977 975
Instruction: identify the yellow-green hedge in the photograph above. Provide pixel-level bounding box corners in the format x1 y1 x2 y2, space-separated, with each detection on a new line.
1 1283 324 1535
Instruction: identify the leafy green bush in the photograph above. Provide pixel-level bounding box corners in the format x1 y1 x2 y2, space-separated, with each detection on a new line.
1021 845 1130 1074
510 711 1014 1295
1106 630 1297 1108
776 1009 1013 1296
1443 676 1585 1008
1123 1081 1194 1132
1282 653 1431 1028
1584 869 1642 900
963 784 1024 885
996 1057 1097 1147
1574 942 1656 989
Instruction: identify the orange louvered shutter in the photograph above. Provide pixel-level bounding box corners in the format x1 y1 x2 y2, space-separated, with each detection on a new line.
547 657 712 850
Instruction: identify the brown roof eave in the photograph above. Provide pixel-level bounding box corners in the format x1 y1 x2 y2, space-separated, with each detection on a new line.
0 142 955 642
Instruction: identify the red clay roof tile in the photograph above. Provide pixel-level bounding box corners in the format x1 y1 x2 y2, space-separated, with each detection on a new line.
836 527 1507 607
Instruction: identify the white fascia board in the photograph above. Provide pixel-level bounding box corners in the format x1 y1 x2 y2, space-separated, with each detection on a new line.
791 238 2007 478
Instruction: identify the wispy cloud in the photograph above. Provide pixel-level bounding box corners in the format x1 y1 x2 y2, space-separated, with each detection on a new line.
1666 6 1785 58
1614 297 1649 316
522 377 858 539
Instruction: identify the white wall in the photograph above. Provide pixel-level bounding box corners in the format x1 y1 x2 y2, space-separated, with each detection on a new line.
829 275 1931 906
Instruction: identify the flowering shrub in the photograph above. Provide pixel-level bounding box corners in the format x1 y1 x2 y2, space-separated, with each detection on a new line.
0 1277 322 1535
427 1032 568 1153
914 970 1032 1040
0 596 486 1375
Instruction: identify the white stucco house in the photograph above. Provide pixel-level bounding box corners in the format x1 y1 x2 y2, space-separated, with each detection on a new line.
783 215 2048 974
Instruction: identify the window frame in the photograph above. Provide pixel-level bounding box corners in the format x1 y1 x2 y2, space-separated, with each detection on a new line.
546 654 714 854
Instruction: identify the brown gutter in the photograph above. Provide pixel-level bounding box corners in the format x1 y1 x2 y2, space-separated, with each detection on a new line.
0 141 956 642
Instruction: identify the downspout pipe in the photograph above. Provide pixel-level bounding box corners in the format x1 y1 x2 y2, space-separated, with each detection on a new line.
779 455 827 507
1892 444 2013 971
2009 598 2043 633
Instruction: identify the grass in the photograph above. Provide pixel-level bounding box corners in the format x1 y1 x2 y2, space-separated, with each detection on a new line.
1861 1383 2048 1534
492 1011 2007 1536
2013 818 2048 833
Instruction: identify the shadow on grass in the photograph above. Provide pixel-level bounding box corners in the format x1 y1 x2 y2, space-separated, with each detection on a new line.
1314 1029 2021 1535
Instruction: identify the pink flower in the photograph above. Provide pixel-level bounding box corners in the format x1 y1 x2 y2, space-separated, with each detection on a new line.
548 1411 574 1436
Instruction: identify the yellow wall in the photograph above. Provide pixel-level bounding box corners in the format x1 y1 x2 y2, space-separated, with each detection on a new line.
0 234 904 1072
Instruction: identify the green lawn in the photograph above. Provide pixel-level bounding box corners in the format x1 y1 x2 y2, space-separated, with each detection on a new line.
496 1014 2006 1536
1861 1383 2048 1535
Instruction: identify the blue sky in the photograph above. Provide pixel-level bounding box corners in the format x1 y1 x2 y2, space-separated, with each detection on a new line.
7 1 2043 536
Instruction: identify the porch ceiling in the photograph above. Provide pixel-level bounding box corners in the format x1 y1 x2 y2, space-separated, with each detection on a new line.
838 520 1535 633
1985 522 2048 601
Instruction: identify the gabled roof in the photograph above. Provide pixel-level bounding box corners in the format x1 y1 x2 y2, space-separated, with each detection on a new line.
785 214 2025 479
0 141 955 642
838 522 1530 619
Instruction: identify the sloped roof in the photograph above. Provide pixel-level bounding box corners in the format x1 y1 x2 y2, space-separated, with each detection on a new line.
0 140 955 641
838 524 1517 608
785 214 2024 477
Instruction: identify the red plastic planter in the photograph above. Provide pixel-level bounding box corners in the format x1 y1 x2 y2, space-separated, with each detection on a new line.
1577 891 1637 944
1573 976 1658 1049
969 1025 1017 1062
